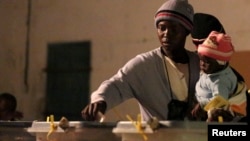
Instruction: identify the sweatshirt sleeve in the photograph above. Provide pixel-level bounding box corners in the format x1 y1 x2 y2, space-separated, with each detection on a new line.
90 53 154 110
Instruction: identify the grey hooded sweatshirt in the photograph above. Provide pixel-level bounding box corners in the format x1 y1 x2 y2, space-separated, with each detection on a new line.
91 47 200 121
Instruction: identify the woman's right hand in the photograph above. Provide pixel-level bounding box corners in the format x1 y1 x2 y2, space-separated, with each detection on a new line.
81 101 107 121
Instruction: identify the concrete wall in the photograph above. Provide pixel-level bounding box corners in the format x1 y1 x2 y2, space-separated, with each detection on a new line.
0 0 249 121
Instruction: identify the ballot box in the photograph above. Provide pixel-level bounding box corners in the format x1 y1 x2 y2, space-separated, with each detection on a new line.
112 121 208 141
0 121 35 141
27 121 121 141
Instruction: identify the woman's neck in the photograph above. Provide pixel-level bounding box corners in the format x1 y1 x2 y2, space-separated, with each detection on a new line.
161 48 189 64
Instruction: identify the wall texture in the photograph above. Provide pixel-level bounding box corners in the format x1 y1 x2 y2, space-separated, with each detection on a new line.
0 0 249 121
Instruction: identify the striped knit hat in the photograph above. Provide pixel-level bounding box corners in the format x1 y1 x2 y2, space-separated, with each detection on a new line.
154 0 194 32
198 31 234 61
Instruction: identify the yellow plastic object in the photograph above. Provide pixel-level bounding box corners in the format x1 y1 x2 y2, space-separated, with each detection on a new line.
204 95 229 111
126 114 148 141
218 116 223 123
46 115 58 140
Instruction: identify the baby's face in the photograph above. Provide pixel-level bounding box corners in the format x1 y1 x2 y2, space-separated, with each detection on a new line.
198 54 225 74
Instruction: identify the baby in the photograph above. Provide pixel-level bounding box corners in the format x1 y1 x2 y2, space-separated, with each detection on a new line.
192 31 246 121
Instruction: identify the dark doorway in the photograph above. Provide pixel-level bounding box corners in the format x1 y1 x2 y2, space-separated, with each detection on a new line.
44 41 91 121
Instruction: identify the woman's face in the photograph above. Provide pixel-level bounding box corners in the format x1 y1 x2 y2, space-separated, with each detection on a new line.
157 20 188 52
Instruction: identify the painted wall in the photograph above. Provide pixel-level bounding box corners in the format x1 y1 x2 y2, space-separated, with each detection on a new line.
0 0 249 121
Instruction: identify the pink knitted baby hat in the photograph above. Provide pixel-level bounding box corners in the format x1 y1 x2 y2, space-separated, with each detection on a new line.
198 31 234 61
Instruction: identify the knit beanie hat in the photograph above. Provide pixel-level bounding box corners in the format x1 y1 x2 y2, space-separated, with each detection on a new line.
191 13 226 40
198 31 234 62
154 0 194 32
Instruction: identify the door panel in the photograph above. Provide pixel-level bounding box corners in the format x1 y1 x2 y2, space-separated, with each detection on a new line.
44 41 91 121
